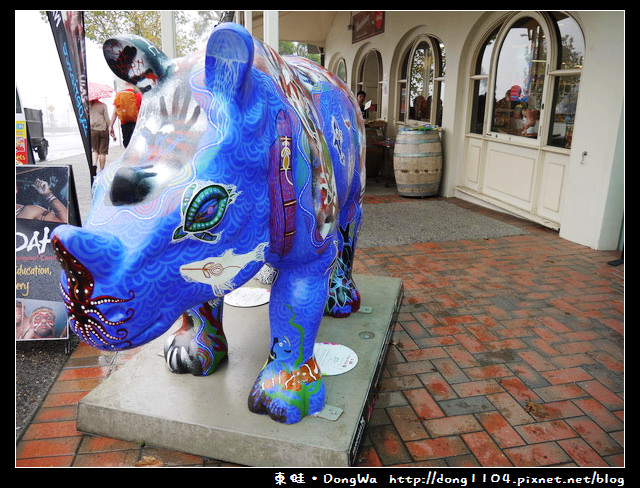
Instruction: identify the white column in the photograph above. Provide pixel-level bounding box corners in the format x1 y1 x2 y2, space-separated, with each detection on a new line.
160 11 176 58
263 11 279 50
243 10 253 33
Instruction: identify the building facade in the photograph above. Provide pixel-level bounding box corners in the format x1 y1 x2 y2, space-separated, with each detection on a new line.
244 11 624 251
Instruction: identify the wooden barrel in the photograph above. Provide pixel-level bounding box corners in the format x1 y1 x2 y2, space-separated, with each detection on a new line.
393 129 443 197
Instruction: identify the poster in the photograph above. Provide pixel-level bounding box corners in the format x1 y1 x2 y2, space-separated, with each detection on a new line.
16 165 79 342
15 114 29 165
15 90 33 165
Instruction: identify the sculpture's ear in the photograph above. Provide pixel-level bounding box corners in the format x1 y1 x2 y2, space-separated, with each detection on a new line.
205 23 254 101
103 35 172 93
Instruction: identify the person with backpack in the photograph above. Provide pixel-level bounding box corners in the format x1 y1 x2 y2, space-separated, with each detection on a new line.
109 82 142 147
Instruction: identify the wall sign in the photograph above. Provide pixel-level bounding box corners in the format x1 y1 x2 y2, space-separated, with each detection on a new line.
352 11 385 43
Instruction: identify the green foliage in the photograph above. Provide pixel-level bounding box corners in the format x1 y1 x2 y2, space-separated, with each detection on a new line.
42 10 221 57
40 11 321 62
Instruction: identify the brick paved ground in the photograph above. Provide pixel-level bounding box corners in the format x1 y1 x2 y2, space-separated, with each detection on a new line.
353 196 624 468
16 192 624 467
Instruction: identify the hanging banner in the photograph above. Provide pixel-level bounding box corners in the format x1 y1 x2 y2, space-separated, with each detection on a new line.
46 11 92 182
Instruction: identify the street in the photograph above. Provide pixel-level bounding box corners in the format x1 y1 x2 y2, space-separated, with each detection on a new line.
40 130 87 162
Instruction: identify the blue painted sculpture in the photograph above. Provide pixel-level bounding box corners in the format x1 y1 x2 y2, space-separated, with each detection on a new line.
51 23 365 424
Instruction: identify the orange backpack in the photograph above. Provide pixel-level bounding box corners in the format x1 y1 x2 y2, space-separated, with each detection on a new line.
114 90 139 124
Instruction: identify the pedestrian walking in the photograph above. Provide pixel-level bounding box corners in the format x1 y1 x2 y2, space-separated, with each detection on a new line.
109 82 142 147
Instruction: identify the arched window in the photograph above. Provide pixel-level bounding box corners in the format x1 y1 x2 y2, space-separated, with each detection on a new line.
357 50 383 120
398 35 445 126
335 58 347 83
546 12 584 148
491 16 547 138
469 27 499 134
469 12 584 149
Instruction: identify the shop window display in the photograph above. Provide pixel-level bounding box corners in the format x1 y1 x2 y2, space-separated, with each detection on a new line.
469 12 584 150
491 17 546 138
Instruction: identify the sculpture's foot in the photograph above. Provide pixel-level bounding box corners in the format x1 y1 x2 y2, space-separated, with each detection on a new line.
164 303 228 376
164 326 228 376
248 359 325 424
325 271 361 318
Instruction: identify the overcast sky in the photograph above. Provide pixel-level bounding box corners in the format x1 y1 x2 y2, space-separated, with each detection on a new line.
15 10 116 126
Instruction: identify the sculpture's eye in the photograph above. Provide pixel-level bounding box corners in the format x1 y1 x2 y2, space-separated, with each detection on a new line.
186 185 231 232
173 182 238 244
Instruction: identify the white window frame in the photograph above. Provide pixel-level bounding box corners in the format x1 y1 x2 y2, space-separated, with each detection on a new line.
398 34 445 126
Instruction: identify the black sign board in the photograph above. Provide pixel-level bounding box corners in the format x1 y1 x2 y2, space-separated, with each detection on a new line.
16 165 80 347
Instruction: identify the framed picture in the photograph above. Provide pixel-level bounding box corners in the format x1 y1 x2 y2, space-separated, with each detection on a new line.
352 11 385 44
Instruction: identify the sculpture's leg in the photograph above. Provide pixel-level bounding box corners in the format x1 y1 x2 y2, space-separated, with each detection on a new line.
164 299 228 376
325 180 363 317
248 256 333 423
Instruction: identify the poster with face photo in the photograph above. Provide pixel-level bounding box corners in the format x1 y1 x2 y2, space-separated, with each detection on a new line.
16 165 79 341
16 298 68 340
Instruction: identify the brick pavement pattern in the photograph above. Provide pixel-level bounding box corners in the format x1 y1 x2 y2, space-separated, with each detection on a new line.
16 194 624 467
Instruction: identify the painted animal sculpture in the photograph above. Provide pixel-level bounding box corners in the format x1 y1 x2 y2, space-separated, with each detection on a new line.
51 23 365 424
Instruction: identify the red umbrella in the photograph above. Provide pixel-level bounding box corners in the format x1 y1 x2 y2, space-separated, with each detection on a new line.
88 82 114 101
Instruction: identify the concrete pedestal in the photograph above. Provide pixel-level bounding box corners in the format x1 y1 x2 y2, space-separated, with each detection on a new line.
76 275 403 467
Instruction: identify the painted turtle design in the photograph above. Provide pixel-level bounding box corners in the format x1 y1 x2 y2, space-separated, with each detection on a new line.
172 181 238 243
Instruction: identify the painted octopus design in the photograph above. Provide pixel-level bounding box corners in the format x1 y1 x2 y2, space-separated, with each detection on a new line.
52 236 135 349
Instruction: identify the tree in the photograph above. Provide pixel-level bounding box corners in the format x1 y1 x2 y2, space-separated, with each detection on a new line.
279 41 321 64
84 11 162 47
41 11 322 61
42 10 220 57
